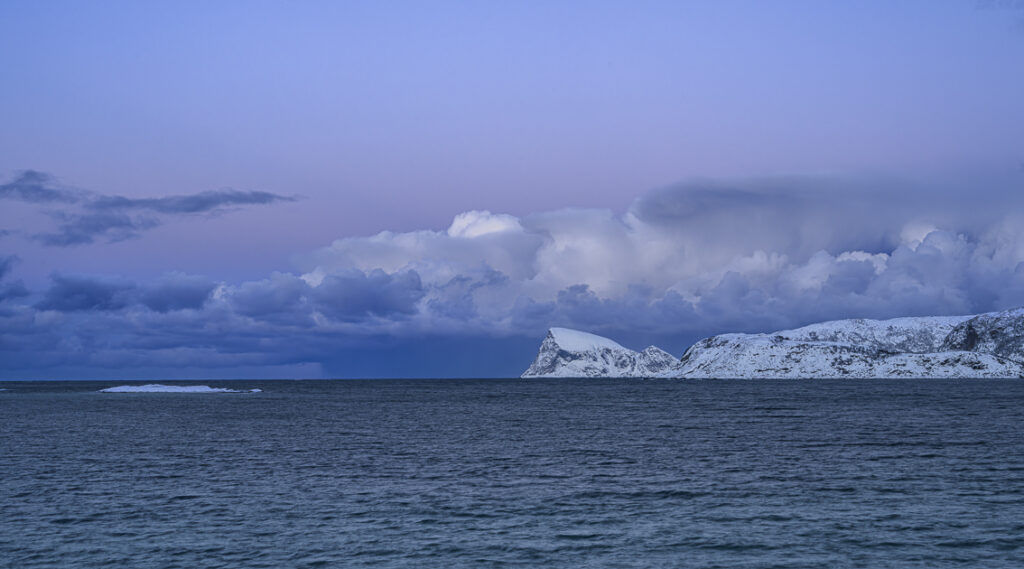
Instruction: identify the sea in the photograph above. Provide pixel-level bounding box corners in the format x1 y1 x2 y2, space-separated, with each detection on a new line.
2 378 1024 568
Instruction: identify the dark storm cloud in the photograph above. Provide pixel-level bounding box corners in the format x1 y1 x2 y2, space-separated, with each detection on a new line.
230 269 428 325
33 272 216 313
35 274 136 312
139 273 216 313
0 255 29 304
231 273 314 326
0 268 436 378
0 282 30 309
426 269 509 321
0 255 16 280
1 170 296 246
312 269 425 322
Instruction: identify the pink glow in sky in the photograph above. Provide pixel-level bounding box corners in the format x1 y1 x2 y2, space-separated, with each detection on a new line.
1 1 1023 377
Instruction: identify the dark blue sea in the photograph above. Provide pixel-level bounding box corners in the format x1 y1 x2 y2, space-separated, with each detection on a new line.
2 379 1024 568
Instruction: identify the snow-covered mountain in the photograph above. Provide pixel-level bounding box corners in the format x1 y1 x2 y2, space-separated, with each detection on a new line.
676 317 1023 379
521 309 1024 378
521 327 683 378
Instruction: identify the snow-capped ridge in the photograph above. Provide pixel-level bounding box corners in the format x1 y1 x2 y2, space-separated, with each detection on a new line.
522 307 1024 379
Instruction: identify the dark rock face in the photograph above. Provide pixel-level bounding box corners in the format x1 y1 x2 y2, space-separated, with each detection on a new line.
941 308 1024 363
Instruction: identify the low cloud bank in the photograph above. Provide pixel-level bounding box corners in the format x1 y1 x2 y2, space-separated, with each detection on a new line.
3 174 1024 377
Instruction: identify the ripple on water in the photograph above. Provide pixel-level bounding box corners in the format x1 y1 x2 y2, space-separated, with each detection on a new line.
3 379 1024 568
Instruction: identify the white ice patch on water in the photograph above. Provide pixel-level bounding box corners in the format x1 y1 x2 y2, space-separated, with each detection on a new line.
100 384 261 393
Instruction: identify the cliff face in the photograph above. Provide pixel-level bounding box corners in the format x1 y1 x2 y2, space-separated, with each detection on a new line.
522 309 1024 379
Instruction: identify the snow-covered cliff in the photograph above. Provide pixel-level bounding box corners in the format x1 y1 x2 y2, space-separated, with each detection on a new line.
520 327 683 378
521 309 1024 378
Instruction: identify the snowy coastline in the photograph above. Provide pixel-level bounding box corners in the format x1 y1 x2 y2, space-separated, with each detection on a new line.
523 308 1024 379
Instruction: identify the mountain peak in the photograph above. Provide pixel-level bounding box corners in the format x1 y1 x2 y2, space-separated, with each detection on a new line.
522 327 682 378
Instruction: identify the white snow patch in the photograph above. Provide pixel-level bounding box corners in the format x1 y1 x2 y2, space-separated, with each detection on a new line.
100 384 260 393
547 327 625 352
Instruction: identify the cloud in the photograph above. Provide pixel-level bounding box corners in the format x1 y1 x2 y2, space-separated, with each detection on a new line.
0 255 16 280
35 211 159 246
226 269 426 326
625 175 1001 270
230 272 314 326
447 210 522 238
33 272 215 313
0 255 29 304
312 269 425 322
0 170 79 203
35 274 137 312
0 282 30 306
0 170 296 246
140 273 216 313
299 174 1024 344
88 189 295 214
5 173 1024 378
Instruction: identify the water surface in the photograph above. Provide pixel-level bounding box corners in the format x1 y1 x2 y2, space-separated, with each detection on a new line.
2 379 1023 568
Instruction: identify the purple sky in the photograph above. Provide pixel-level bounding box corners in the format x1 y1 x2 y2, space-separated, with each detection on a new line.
1 1 1023 378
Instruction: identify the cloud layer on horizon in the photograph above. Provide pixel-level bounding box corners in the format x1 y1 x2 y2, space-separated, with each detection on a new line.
3 173 1024 378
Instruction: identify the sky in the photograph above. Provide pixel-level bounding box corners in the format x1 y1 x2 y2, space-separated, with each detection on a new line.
1 0 1023 378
